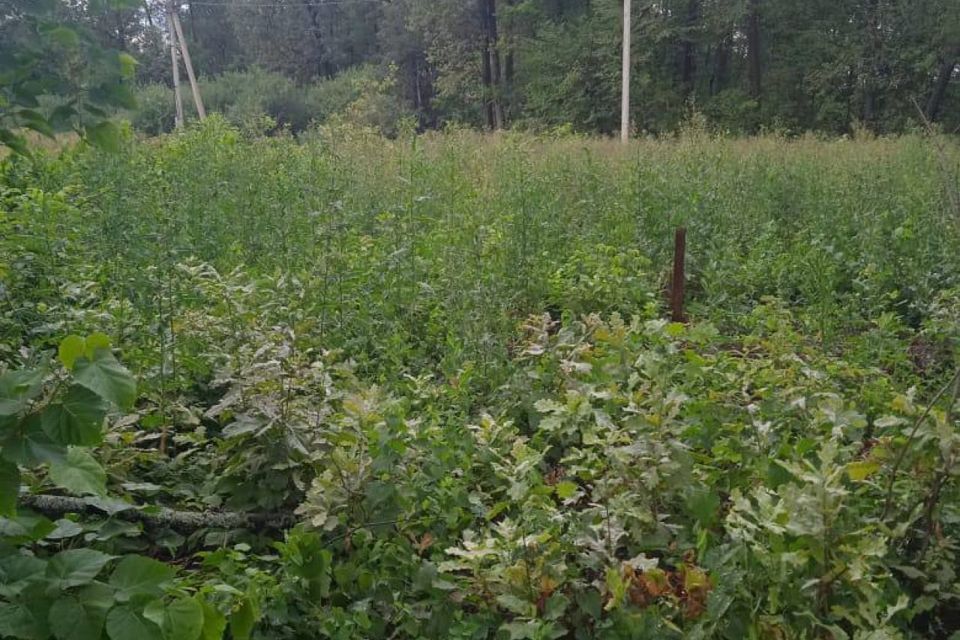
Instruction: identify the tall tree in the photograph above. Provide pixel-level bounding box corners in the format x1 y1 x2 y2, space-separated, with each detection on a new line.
746 0 762 103
926 45 958 122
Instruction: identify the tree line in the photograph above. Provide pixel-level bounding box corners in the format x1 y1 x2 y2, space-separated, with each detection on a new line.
7 0 960 135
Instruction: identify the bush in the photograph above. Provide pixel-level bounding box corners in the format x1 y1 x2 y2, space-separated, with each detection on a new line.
130 66 394 136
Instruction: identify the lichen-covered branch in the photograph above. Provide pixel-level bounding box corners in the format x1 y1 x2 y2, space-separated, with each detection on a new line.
18 494 298 533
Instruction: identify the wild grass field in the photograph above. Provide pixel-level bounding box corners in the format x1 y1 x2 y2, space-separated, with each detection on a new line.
3 121 960 639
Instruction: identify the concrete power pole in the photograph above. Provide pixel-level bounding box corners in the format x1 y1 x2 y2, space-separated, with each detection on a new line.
620 0 631 143
168 1 206 120
167 4 184 129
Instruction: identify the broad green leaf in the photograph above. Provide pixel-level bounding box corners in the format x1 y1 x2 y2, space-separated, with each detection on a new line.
1 414 67 467
162 596 204 640
48 447 106 496
73 349 136 410
58 336 86 371
78 582 114 612
495 593 535 616
0 128 30 157
0 371 43 398
0 368 46 404
83 334 111 359
0 513 56 545
46 549 113 590
47 519 84 540
143 599 165 628
0 459 19 516
48 596 105 640
17 110 55 139
106 605 163 640
228 598 257 640
0 555 46 599
0 602 43 639
109 556 176 603
554 480 578 500
41 385 107 446
199 599 226 640
847 460 881 482
85 121 122 153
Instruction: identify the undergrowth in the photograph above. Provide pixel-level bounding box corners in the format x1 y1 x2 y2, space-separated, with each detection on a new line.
2 121 960 639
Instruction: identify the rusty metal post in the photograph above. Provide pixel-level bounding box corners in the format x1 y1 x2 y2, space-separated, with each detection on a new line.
671 227 686 322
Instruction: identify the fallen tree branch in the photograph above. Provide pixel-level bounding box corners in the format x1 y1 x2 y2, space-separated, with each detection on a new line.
18 494 298 533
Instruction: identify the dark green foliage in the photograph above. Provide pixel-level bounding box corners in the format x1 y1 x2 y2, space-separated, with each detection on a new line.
132 66 402 136
115 0 960 135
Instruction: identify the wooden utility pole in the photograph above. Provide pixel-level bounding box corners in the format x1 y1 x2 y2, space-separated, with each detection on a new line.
166 3 184 129
620 0 631 143
168 1 205 120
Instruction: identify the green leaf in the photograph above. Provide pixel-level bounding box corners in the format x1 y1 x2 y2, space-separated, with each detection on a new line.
83 334 111 358
106 605 163 640
73 349 136 410
48 596 106 640
143 599 165 628
1 414 67 467
0 459 19 516
17 110 55 139
47 519 84 540
46 549 113 590
109 556 176 603
199 599 226 640
0 555 47 599
228 598 257 640
48 447 107 496
685 488 721 526
847 460 881 482
41 385 107 447
0 602 44 639
0 367 46 404
117 53 138 79
0 128 30 157
78 582 115 611
496 593 536 616
58 336 86 371
162 596 204 640
85 121 122 153
554 480 579 500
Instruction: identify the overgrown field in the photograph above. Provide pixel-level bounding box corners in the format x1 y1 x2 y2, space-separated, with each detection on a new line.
2 122 960 639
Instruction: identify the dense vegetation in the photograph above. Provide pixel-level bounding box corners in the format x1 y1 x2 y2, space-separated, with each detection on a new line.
4 1 960 637
1 120 960 638
4 0 959 136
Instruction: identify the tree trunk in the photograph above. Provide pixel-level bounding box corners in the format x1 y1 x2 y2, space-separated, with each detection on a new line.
484 0 505 129
861 0 881 126
480 16 495 130
710 36 730 95
502 0 516 119
304 1 331 78
926 46 959 122
680 0 699 98
746 0 762 102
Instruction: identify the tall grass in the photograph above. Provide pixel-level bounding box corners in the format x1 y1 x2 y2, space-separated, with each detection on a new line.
4 120 957 391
